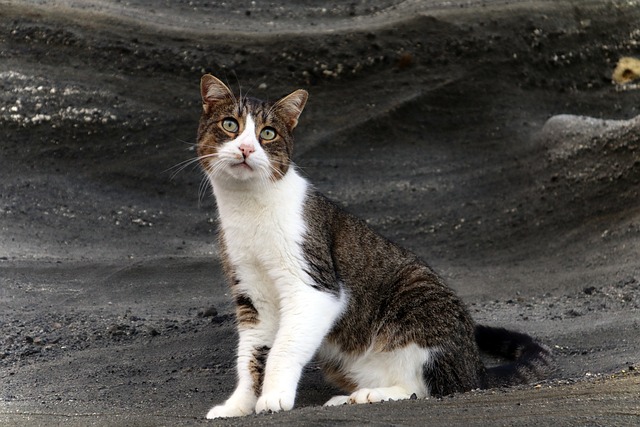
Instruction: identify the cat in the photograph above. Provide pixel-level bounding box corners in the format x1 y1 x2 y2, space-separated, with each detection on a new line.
196 74 553 419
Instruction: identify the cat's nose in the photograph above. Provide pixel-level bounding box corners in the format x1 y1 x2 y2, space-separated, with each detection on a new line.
239 143 255 159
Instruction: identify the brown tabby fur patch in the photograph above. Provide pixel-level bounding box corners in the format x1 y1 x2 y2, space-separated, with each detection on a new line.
321 360 358 393
234 293 259 327
249 346 270 397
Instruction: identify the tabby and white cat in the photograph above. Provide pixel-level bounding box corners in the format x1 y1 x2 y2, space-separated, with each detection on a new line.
196 75 552 419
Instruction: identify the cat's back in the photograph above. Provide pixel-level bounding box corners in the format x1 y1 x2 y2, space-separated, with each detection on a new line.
302 190 433 288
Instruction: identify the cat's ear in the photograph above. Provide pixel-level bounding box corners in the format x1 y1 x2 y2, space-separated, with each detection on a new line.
200 74 233 113
274 89 308 129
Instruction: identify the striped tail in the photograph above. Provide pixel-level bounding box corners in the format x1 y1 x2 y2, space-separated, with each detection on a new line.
475 325 554 388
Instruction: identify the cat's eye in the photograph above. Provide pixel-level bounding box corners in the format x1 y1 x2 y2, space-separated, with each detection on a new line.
221 118 239 133
260 127 277 141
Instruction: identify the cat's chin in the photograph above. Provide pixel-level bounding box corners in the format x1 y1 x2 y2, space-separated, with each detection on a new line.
215 162 264 184
232 162 253 171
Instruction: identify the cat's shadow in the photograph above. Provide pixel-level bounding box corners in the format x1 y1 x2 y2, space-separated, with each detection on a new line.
297 362 343 407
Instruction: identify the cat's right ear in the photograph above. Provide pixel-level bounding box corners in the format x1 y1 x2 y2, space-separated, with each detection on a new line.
273 89 308 130
200 74 233 113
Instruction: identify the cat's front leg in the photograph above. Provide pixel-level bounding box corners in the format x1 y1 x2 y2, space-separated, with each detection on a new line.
206 380 255 419
206 291 278 419
255 285 345 414
206 330 269 418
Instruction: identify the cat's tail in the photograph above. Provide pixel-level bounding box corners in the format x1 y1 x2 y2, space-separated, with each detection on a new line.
475 325 554 388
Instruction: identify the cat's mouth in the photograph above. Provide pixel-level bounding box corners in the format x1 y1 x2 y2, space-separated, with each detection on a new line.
232 161 253 171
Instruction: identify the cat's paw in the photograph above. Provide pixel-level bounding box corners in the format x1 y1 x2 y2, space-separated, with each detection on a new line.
255 391 295 414
205 400 254 419
323 387 415 407
347 386 413 404
348 388 388 404
323 395 350 406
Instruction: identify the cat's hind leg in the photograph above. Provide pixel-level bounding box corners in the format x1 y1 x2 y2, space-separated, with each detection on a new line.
323 395 350 406
321 343 433 407
324 386 416 406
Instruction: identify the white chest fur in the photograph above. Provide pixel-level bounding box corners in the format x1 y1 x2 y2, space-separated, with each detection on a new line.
206 166 347 419
212 168 310 288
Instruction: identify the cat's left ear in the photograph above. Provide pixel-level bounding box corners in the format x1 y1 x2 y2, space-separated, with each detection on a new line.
274 89 308 129
200 74 234 113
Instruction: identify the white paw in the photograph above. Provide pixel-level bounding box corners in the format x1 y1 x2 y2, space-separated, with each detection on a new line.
324 386 415 406
205 399 254 419
255 391 295 414
350 388 386 404
323 395 350 406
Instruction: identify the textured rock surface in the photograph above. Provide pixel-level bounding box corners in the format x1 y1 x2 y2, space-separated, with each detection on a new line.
1 0 639 425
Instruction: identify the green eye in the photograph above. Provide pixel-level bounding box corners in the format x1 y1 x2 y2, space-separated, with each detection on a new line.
221 118 239 133
260 127 277 141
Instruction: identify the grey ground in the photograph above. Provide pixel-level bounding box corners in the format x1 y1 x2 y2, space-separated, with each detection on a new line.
1 0 639 425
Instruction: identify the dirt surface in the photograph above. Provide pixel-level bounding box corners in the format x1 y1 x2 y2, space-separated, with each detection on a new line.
1 0 640 425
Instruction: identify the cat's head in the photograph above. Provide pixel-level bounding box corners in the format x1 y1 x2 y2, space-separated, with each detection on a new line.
197 74 308 185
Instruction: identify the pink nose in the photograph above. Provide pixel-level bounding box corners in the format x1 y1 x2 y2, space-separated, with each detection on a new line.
239 143 255 159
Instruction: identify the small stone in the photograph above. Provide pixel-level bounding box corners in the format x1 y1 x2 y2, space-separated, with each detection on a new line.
201 306 218 318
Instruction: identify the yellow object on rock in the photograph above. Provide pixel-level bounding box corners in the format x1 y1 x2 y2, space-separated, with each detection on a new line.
612 57 640 84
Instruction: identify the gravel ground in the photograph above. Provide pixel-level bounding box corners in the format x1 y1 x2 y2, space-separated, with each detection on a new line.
1 0 639 425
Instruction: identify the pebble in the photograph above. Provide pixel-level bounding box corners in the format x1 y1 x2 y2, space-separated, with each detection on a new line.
201 306 218 318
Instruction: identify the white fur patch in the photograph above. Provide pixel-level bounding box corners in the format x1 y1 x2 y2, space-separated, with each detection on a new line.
319 342 435 406
207 161 348 418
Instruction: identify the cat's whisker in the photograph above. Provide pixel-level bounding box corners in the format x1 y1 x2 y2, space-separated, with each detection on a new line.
198 173 212 206
247 158 282 185
166 157 203 179
231 71 243 103
205 161 221 179
267 164 285 182
167 153 220 180
264 157 289 166
240 81 259 105
176 138 198 148
221 72 242 114
208 160 230 183
265 103 278 121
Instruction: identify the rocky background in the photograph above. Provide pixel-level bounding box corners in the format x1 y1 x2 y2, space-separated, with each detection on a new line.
1 1 639 425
